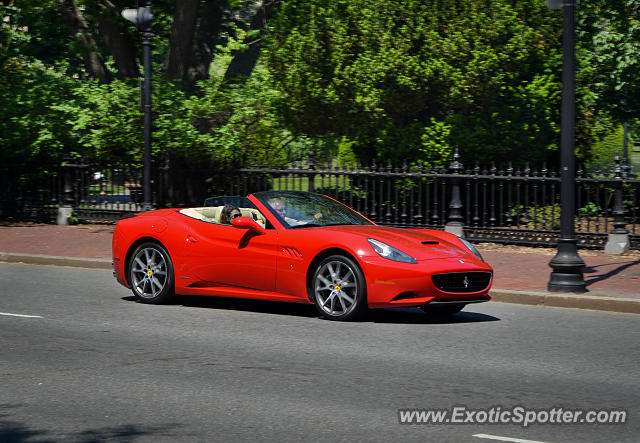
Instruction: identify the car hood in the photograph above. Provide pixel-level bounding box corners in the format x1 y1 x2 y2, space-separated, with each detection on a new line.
318 225 474 261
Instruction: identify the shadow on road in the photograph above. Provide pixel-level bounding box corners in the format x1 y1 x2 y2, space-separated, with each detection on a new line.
174 294 319 318
122 295 500 324
0 404 51 443
1 403 180 443
370 307 500 324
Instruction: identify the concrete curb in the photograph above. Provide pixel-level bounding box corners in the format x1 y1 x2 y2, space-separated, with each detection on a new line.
1 252 638 315
0 252 112 270
491 289 640 315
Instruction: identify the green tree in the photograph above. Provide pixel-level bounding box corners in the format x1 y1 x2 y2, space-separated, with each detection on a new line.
267 0 565 167
578 0 640 124
1 0 290 166
0 4 77 176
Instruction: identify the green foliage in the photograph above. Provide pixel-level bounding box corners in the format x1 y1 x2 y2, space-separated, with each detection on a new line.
189 65 293 165
2 0 640 185
2 1 77 72
267 0 565 166
419 118 453 167
337 137 358 166
579 202 602 217
577 0 640 123
57 68 293 165
61 78 218 164
61 80 143 162
67 210 79 225
0 61 78 171
1 1 82 178
587 125 625 171
510 204 561 230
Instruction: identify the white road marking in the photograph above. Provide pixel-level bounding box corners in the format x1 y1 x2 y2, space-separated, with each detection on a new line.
0 312 43 318
473 434 549 443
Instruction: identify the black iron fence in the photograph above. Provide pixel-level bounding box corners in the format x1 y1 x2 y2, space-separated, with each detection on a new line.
2 153 638 249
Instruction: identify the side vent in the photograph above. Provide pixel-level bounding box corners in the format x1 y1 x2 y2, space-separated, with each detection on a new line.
421 241 439 245
282 247 303 259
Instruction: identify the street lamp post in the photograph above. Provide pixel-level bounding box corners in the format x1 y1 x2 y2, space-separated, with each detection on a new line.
445 148 464 238
622 122 631 175
122 1 154 211
547 0 586 292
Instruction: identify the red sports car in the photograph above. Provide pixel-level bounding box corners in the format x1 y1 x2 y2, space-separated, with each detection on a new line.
112 190 492 320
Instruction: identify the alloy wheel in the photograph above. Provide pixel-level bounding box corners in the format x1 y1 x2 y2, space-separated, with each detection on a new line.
314 259 359 317
131 246 169 299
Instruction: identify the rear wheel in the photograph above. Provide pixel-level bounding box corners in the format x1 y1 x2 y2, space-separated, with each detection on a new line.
420 304 465 317
311 255 366 321
129 242 175 304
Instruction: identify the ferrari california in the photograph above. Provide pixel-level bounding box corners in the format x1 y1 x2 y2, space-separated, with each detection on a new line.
112 190 493 320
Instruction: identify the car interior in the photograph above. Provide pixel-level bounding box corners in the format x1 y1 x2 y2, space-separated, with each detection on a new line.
179 206 268 228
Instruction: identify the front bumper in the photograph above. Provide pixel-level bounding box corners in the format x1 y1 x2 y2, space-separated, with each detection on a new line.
361 256 493 309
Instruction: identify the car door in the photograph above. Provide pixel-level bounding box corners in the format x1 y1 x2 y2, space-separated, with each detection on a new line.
182 220 279 292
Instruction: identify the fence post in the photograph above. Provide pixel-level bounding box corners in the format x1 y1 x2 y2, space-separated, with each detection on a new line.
605 153 630 254
57 154 75 225
157 156 170 208
307 148 316 193
445 149 465 237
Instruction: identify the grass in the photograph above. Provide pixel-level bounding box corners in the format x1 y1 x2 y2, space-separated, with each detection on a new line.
88 185 131 194
272 175 352 192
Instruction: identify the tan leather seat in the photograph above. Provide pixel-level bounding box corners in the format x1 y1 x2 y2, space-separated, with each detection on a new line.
202 206 223 223
180 206 265 226
239 208 267 227
179 207 224 224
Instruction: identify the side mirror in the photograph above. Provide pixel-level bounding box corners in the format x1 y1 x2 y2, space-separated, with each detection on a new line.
232 216 266 235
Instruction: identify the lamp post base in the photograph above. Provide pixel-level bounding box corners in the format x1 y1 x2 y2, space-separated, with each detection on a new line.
444 222 464 237
604 232 630 255
57 205 73 226
548 271 587 292
548 238 586 292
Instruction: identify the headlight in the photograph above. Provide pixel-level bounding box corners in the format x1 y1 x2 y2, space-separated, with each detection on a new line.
367 238 417 264
458 237 484 261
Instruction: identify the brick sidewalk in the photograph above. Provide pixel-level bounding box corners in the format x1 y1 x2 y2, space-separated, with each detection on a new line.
480 249 640 299
0 224 113 259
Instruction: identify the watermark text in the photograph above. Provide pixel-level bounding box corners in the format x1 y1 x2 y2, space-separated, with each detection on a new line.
398 406 627 427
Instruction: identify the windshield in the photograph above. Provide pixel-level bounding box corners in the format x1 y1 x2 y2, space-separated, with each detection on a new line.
254 191 374 229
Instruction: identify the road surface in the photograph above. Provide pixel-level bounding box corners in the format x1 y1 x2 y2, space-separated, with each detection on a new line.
1 263 638 442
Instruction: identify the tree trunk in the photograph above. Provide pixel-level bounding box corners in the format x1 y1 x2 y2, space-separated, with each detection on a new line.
57 0 111 83
185 0 226 83
98 9 139 80
166 0 201 81
223 0 279 84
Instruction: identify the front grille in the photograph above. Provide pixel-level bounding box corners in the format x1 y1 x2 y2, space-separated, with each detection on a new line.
431 272 492 293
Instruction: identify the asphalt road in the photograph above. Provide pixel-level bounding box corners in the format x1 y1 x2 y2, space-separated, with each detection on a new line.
1 263 638 443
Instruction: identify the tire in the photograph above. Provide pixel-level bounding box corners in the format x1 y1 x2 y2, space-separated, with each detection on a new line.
128 242 175 304
311 254 367 321
420 303 465 317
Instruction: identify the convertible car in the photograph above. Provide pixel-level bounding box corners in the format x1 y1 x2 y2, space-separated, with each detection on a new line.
112 190 493 320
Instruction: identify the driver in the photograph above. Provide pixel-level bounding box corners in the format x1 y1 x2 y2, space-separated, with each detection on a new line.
269 198 288 219
268 198 322 226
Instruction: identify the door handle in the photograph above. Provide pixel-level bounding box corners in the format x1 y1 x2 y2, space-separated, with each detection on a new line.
186 234 198 243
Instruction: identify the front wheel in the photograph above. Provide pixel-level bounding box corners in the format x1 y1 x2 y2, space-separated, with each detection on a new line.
311 255 367 321
129 242 175 304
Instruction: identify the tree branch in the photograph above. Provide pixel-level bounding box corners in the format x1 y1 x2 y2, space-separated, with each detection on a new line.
56 0 111 83
223 0 280 84
185 0 226 83
166 0 201 81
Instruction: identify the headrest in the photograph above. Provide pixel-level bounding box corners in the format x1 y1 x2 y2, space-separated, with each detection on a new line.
202 206 221 219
